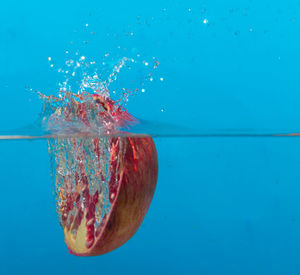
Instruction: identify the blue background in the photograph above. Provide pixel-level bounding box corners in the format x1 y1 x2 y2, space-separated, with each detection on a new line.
1 0 300 274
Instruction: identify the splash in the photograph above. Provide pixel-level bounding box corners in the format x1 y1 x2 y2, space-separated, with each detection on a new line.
40 91 138 136
39 51 160 136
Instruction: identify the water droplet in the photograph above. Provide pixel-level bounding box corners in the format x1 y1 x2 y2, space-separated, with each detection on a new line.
161 108 165 112
160 77 164 81
141 89 145 93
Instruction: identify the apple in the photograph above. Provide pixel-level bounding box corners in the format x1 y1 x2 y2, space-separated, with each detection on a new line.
48 93 158 256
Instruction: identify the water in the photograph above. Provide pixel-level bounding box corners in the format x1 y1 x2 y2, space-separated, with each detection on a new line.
2 137 300 274
1 0 300 274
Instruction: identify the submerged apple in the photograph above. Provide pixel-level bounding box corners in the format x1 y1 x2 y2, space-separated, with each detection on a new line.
47 93 158 256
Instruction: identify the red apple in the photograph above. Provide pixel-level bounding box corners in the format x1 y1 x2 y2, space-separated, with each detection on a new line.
48 93 158 256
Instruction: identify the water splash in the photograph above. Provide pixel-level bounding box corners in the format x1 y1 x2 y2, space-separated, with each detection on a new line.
39 91 138 136
47 50 161 107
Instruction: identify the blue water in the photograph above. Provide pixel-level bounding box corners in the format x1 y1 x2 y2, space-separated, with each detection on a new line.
1 0 300 274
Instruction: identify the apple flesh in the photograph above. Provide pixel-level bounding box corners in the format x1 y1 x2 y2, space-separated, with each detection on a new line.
50 135 158 256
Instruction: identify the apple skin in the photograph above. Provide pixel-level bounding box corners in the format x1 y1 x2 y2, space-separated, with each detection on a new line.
65 136 158 256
